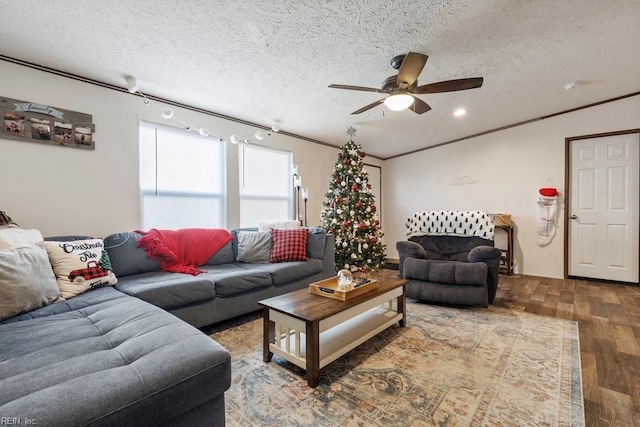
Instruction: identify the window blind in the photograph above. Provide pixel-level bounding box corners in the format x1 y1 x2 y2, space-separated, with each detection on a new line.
239 144 291 227
139 121 225 230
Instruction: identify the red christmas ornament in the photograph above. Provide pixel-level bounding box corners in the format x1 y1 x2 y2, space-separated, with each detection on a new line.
371 205 377 211
358 151 366 158
329 202 335 208
356 201 364 209
358 223 365 230
336 197 343 204
341 220 349 228
343 158 350 164
338 152 342 158
351 184 358 191
370 237 377 243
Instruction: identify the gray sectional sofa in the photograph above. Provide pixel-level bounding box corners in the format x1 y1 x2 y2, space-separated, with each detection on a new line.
0 227 335 425
105 227 335 328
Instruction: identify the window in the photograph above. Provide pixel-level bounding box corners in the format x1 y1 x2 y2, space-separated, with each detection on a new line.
139 121 225 230
239 145 291 227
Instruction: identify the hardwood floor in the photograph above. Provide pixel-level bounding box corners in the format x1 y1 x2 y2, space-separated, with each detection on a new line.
493 274 640 427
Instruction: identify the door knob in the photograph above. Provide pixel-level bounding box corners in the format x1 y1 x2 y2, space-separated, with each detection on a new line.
570 214 578 219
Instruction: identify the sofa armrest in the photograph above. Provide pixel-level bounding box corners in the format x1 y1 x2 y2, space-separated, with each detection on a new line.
396 241 426 259
468 246 501 263
403 258 487 286
396 241 427 277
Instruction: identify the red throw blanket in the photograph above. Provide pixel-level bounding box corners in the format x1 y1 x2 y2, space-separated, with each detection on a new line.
136 228 233 275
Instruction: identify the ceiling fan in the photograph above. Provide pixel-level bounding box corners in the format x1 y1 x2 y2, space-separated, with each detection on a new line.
328 52 483 115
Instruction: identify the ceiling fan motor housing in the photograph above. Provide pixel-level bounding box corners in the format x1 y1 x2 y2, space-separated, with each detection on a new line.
382 75 417 93
390 54 406 70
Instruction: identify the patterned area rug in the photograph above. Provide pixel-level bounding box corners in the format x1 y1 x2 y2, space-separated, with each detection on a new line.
207 302 584 426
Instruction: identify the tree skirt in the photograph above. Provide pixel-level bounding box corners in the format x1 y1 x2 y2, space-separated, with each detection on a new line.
208 302 584 426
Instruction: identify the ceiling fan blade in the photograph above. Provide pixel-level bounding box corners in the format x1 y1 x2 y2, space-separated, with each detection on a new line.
351 99 385 115
415 77 483 94
409 97 431 114
329 84 387 93
397 52 428 88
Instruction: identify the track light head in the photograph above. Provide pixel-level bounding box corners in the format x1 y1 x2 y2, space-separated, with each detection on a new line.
125 76 139 93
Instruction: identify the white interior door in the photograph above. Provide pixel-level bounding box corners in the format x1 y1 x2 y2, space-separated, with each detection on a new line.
569 133 639 283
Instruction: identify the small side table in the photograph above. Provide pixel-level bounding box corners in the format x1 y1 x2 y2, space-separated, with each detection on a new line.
495 224 514 275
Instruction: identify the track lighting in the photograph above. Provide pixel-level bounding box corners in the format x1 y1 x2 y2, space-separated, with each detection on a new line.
125 75 272 146
125 76 139 93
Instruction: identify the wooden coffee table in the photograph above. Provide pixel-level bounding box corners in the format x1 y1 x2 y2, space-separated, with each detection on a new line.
259 275 407 387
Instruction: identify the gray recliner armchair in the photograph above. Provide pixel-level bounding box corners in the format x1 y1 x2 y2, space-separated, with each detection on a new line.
396 211 501 307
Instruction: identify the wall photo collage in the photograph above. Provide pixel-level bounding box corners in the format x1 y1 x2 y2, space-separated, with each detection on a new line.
1 96 95 150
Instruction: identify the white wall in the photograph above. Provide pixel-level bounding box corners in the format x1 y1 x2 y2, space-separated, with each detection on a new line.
0 60 370 237
383 95 640 278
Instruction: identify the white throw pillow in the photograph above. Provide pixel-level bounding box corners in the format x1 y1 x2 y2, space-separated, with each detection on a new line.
0 245 59 320
38 239 118 299
0 225 44 249
257 220 301 232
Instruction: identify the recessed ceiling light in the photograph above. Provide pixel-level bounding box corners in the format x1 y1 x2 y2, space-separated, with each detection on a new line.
454 108 467 117
563 81 581 90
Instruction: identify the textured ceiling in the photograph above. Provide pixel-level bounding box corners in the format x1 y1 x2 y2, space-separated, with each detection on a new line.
1 0 639 158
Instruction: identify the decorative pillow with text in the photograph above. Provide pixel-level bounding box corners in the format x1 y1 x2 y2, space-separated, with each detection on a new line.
38 239 118 299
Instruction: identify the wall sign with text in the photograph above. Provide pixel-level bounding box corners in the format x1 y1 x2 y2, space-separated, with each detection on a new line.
1 96 95 150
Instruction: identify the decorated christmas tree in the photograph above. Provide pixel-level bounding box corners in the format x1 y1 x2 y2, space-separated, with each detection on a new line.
321 127 386 272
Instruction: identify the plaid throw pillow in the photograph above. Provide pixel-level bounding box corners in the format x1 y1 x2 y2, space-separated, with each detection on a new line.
269 228 308 263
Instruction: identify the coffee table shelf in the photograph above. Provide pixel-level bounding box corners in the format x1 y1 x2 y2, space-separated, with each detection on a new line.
270 292 403 370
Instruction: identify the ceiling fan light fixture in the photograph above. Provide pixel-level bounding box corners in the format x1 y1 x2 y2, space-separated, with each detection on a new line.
384 94 414 111
454 108 467 117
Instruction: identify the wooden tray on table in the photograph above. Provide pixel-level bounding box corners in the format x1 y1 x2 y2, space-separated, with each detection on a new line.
308 276 378 301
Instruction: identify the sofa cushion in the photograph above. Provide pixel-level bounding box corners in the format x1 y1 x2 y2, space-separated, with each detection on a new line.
409 235 493 259
0 246 59 320
205 241 234 265
270 228 308 263
306 227 327 259
0 287 231 426
236 231 271 263
403 258 487 286
239 259 323 286
104 232 161 277
115 272 216 309
200 264 272 297
39 239 118 299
